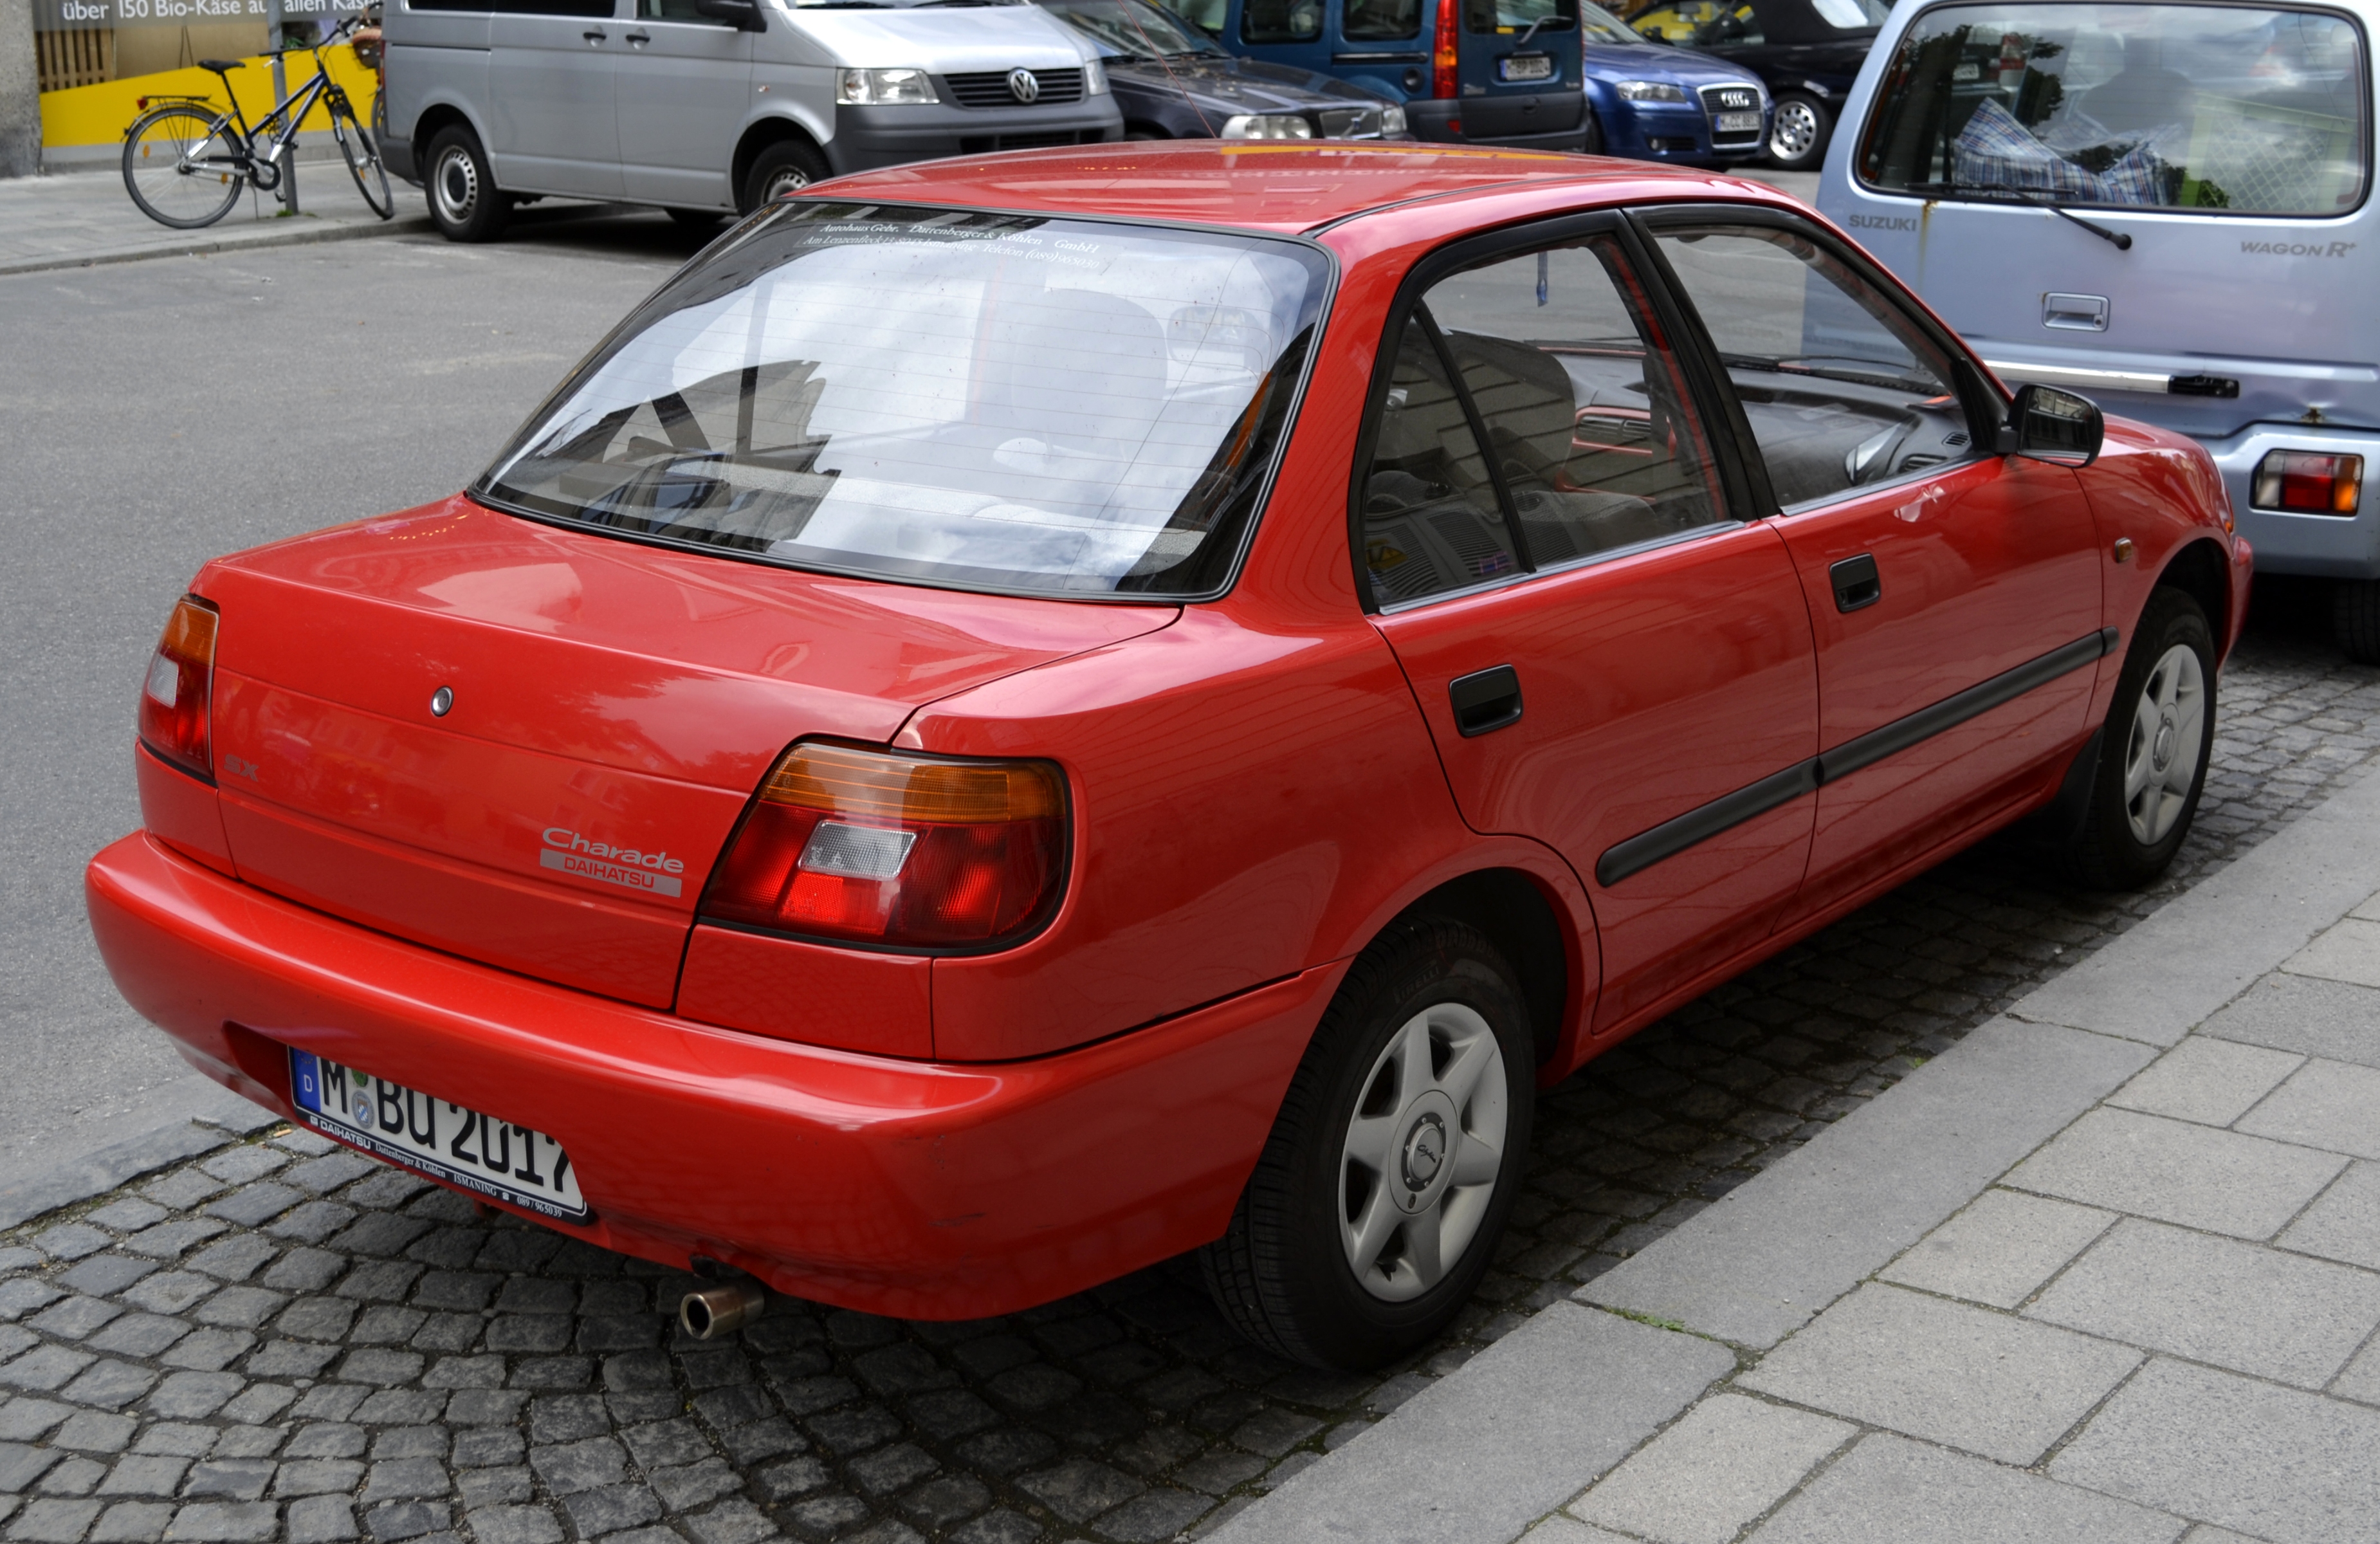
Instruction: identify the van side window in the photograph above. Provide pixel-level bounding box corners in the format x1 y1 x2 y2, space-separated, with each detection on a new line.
1650 224 1970 508
1345 0 1420 42
477 0 614 13
1242 0 1323 42
638 0 725 17
1360 235 1729 606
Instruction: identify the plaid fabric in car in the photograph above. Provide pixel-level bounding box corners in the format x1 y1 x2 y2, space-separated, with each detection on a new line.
1951 98 2167 205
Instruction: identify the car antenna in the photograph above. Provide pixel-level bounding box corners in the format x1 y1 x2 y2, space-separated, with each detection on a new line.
1119 3 1217 136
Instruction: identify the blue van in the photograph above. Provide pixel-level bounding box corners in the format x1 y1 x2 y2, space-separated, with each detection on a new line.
1818 0 2380 659
1162 0 1593 149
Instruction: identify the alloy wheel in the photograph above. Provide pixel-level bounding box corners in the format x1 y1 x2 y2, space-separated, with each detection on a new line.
2122 641 2207 846
1770 100 1820 161
1338 1002 1508 1303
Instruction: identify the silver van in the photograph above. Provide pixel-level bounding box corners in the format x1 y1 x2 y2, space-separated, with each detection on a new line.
381 0 1122 240
1817 0 2380 657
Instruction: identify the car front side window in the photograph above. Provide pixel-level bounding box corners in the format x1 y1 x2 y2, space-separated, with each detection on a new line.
1647 222 1977 509
1360 234 1732 607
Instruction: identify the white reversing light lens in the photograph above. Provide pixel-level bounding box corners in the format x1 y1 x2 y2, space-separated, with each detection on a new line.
798 821 919 881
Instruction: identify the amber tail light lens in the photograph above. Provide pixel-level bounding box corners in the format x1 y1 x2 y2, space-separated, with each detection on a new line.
138 596 219 781
702 742 1068 951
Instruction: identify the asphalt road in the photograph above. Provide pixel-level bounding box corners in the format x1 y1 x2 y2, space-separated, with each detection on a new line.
0 207 716 1191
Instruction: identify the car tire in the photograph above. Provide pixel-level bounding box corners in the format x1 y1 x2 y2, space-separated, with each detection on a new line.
423 124 508 244
740 139 830 216
2334 579 2380 665
1201 917 1535 1370
1767 92 1830 171
1582 107 1604 155
2063 587 2217 889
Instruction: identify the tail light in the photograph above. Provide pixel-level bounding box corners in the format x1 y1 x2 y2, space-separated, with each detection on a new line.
702 742 1067 951
2252 450 2361 514
1433 0 1460 100
138 596 219 780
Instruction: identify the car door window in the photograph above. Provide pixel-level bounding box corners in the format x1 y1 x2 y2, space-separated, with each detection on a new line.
1361 234 1731 605
1649 223 1973 508
1244 0 1323 41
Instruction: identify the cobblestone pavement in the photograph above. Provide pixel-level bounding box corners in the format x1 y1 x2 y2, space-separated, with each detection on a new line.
4 597 2375 1544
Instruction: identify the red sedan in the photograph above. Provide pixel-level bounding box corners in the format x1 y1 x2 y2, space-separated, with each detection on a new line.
89 145 2248 1371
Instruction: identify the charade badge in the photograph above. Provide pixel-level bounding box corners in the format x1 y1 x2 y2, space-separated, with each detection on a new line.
540 827 685 897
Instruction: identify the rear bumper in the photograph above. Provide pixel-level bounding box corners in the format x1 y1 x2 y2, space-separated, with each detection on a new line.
824 100 1124 178
1405 96 1587 151
85 831 1333 1318
2204 422 2380 580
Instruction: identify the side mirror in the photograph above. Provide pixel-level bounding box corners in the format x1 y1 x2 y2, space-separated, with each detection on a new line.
695 0 765 30
2001 382 2103 467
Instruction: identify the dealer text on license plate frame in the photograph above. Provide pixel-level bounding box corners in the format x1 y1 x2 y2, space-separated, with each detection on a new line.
1499 53 1553 82
289 1049 590 1222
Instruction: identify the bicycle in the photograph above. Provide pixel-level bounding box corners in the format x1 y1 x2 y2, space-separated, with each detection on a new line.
121 14 393 231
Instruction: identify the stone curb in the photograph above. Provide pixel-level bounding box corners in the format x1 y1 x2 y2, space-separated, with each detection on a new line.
1212 758 2380 1544
0 1099 281 1231
0 212 435 279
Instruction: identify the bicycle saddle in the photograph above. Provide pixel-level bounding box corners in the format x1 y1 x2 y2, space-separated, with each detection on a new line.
196 58 244 74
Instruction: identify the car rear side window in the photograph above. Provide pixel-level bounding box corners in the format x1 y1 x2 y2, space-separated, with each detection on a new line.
1859 3 2369 214
1361 235 1729 607
1346 0 1422 41
1651 223 1971 507
1243 0 1323 41
477 203 1329 599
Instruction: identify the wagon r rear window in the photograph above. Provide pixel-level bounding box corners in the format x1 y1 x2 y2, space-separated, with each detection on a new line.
476 204 1330 598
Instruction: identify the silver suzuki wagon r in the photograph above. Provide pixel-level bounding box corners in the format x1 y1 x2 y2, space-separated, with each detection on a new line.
1818 0 2379 657
381 0 1122 240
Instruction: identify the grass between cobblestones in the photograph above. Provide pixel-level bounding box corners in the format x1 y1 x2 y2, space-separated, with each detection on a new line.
3 607 2374 1544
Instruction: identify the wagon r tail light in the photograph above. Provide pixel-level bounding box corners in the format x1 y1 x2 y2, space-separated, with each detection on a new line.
702 742 1068 950
2253 450 2361 515
138 595 219 780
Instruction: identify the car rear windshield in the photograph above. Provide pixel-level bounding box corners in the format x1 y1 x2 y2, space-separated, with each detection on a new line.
1859 3 2370 214
477 204 1330 599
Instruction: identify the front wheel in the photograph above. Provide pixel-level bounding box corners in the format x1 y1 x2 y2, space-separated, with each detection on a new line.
1202 917 1535 1370
2334 578 2380 665
330 97 394 220
2062 587 2217 888
423 124 508 243
1581 107 1604 155
1767 93 1831 172
739 138 830 216
122 105 246 230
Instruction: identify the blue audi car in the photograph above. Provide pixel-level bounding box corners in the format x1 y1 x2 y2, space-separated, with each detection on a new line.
1578 1 1771 163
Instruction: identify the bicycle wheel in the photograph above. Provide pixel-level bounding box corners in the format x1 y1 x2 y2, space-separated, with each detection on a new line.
329 95 394 220
122 104 246 230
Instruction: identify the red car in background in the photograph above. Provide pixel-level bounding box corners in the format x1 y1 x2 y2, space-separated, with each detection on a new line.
89 144 2248 1371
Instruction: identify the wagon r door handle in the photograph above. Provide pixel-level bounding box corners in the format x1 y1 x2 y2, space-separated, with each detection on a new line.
1830 553 1881 613
1449 665 1523 737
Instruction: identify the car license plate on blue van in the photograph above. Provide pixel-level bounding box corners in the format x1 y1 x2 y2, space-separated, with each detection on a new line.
1499 53 1553 82
289 1049 590 1222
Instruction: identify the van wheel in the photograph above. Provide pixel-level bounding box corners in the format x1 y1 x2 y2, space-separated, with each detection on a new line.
1767 93 1829 171
2334 579 2380 665
424 125 508 243
2062 588 2216 889
1201 918 1533 1370
740 140 830 215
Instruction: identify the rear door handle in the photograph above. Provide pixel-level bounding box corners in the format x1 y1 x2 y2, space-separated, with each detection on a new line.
1449 665 1523 737
583 27 607 41
1830 553 1881 613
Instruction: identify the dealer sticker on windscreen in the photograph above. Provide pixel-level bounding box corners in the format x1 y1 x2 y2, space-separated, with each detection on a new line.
289 1049 590 1222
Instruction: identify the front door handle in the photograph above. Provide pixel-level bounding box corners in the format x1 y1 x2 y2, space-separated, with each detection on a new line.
1830 553 1881 613
1449 665 1523 737
625 28 651 43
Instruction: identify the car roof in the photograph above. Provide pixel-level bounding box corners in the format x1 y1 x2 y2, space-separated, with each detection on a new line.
800 142 1775 236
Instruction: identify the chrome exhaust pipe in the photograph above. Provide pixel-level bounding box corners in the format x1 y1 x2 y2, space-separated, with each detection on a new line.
679 1280 766 1341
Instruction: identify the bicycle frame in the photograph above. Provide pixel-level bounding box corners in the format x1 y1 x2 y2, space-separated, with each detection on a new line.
173 32 362 184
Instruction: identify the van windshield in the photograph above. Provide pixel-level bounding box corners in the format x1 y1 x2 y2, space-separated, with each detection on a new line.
476 204 1330 599
1859 3 2369 214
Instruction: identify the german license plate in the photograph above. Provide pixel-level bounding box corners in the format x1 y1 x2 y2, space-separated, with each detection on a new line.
289 1049 590 1222
1499 53 1553 82
1717 110 1763 132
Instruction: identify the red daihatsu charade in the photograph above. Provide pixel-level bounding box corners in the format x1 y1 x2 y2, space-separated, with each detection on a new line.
89 144 2248 1370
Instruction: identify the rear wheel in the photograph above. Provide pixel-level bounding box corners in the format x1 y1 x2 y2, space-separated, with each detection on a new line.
2334 578 2380 665
1767 93 1830 171
1202 917 1534 1370
424 124 507 243
739 138 830 215
122 104 246 230
2063 587 2216 888
1582 107 1604 154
